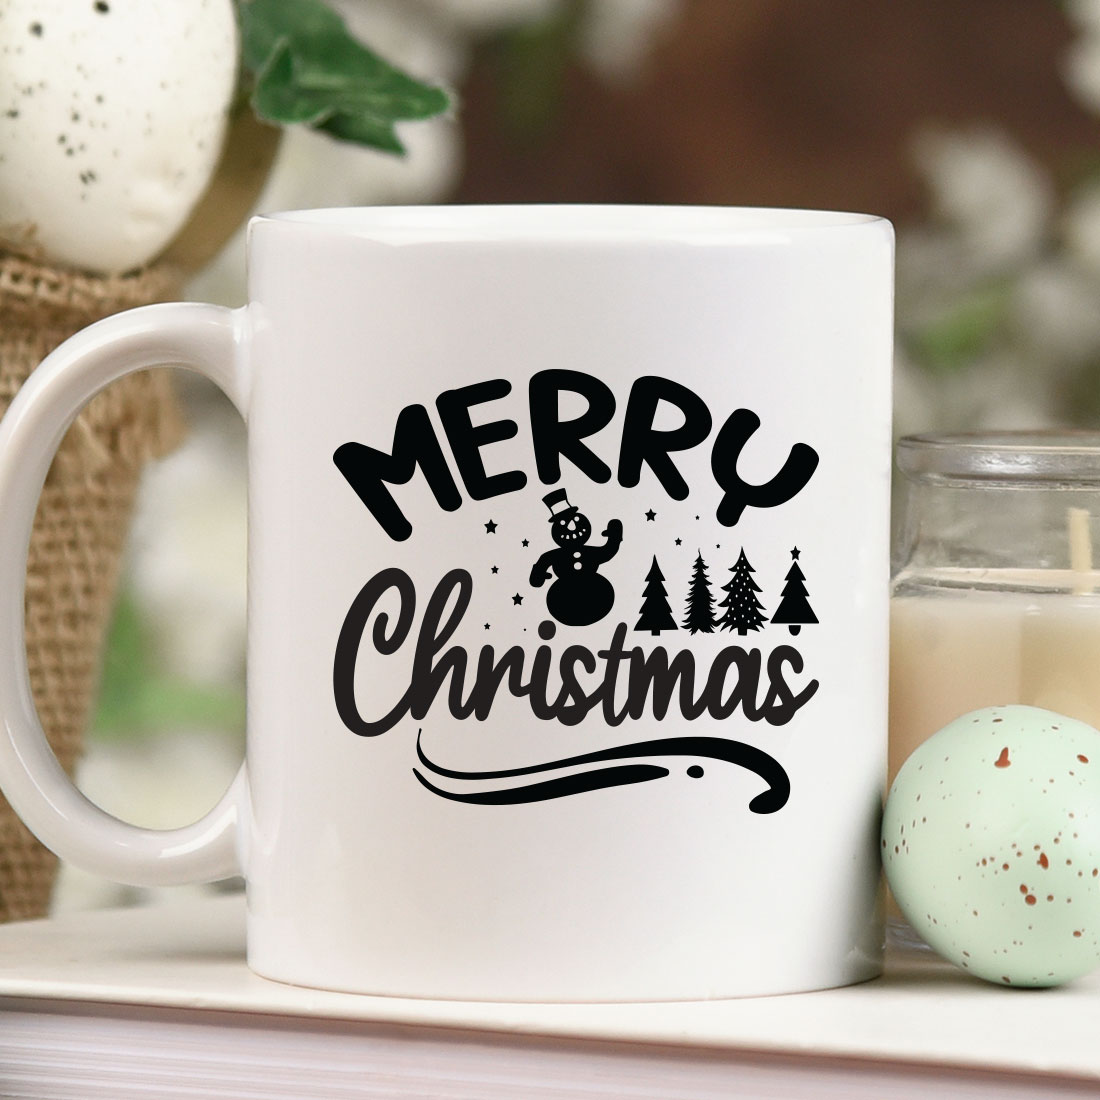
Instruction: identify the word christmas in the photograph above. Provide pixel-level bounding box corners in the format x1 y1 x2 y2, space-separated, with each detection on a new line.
333 370 819 540
333 567 819 738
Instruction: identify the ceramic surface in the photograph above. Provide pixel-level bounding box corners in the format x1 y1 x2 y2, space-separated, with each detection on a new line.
0 206 893 1000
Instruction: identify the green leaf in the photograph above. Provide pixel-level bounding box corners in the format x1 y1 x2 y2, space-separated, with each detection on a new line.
238 0 346 73
237 0 451 155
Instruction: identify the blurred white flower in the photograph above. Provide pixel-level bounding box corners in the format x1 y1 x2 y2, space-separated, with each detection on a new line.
53 729 241 913
1063 185 1100 275
414 0 679 80
126 411 247 687
414 0 562 33
929 354 1059 434
892 1 1100 436
956 359 1061 431
579 0 680 81
1012 259 1100 366
335 0 468 81
911 128 1053 277
896 225 987 323
894 125 1075 432
1064 36 1100 112
1064 0 1100 111
891 348 939 439
1066 0 1100 30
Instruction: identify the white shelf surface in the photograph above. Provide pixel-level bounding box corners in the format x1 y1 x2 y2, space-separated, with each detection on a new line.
0 896 1097 1082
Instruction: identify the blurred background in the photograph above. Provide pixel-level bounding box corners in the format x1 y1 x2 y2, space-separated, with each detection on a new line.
55 0 1100 909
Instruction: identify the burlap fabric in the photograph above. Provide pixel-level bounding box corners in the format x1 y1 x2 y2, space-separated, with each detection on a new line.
0 252 185 921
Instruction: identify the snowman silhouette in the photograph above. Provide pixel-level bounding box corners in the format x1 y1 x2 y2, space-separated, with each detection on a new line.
529 489 623 627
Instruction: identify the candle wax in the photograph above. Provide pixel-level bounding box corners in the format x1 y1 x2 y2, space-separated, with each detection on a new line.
889 585 1100 788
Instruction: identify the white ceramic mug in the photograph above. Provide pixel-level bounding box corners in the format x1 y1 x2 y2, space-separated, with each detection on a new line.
0 206 893 1000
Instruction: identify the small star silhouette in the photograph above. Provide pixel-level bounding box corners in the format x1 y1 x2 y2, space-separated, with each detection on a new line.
484 623 490 630
791 546 801 559
645 509 656 521
484 520 498 533
521 538 529 547
675 538 682 545
491 565 499 574
512 593 524 605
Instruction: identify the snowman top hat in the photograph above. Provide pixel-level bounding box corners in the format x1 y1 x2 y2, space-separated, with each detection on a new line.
543 488 578 521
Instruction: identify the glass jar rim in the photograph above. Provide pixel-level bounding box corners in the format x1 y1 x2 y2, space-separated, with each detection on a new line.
897 430 1100 484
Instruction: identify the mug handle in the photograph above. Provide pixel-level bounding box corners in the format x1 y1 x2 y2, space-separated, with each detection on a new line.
0 301 247 886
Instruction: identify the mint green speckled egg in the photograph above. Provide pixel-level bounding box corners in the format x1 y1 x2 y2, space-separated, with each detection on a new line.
883 705 1100 987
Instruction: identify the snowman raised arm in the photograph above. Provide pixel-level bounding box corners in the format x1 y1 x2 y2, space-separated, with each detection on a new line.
529 490 622 627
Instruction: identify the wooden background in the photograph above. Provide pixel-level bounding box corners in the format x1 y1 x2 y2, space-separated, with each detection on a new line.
455 0 1095 225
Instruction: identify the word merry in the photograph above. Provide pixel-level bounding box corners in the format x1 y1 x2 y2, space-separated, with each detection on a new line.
334 370 819 541
332 567 820 737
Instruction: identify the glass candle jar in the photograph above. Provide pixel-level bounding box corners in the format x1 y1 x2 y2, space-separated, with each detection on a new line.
889 431 1100 787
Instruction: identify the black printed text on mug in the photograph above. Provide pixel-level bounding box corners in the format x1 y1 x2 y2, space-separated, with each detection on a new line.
331 370 821 813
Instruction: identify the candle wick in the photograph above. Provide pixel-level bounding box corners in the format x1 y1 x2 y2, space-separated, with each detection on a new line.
1068 506 1093 594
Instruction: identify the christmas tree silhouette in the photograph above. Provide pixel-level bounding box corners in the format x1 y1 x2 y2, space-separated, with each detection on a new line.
683 551 717 634
716 548 768 635
770 547 818 635
635 556 678 635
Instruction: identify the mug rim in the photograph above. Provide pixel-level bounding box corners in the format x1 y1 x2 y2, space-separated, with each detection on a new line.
249 204 889 243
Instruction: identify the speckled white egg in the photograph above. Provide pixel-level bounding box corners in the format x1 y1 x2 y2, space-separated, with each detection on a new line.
0 0 237 274
884 705 1100 987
